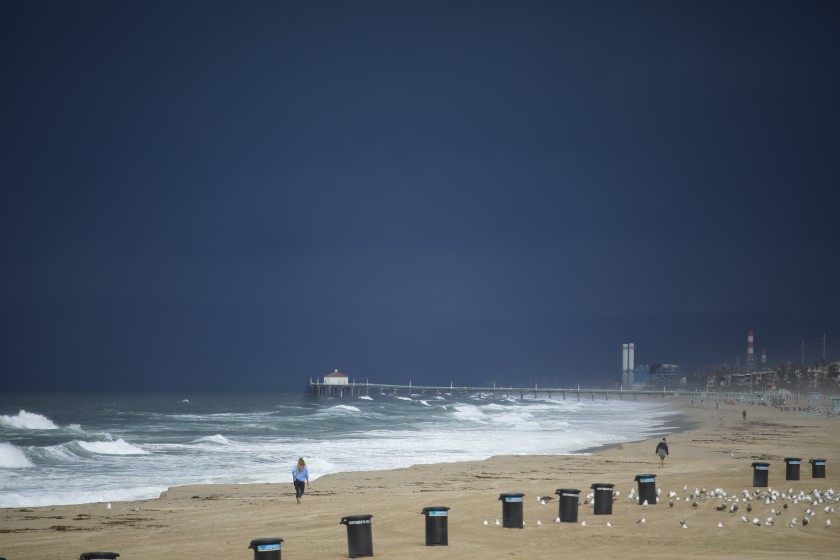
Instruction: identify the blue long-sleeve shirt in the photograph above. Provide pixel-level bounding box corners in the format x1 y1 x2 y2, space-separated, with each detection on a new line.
292 466 309 482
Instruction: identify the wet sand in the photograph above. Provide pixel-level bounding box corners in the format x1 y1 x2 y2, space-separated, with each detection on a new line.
1 399 838 559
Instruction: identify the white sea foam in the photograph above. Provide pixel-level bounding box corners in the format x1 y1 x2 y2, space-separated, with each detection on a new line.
0 410 59 430
0 442 34 468
78 439 149 455
395 396 413 402
320 404 361 414
195 434 233 445
419 400 430 407
358 396 373 400
0 485 167 508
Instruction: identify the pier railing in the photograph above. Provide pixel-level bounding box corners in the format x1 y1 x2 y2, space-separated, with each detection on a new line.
308 381 671 400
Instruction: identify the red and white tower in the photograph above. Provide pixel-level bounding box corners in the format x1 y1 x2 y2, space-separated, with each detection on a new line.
747 330 755 371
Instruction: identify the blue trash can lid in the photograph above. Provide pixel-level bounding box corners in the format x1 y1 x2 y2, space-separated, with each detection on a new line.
498 492 524 499
555 488 580 494
784 458 801 462
751 462 770 467
422 506 450 513
634 474 656 481
79 554 120 560
590 483 614 489
249 538 284 548
809 459 826 463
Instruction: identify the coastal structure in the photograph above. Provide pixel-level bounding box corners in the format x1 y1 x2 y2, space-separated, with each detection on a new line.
323 369 349 385
621 343 635 387
309 379 671 400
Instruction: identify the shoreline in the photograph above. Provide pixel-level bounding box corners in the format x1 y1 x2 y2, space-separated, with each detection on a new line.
2 398 837 559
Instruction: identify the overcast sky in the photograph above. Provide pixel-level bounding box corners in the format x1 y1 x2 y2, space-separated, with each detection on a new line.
2 1 838 390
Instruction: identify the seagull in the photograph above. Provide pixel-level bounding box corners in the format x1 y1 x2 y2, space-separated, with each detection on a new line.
741 515 749 524
802 518 809 526
679 518 686 527
536 520 542 525
746 503 752 513
637 517 646 524
753 518 761 526
717 521 725 528
581 520 587 527
483 520 489 526
826 519 832 528
692 501 699 508
495 519 501 526
668 500 674 508
790 517 798 527
106 503 112 510
606 521 612 527
715 504 726 512
729 503 738 513
642 500 648 507
765 517 774 526
134 507 140 512
554 517 561 523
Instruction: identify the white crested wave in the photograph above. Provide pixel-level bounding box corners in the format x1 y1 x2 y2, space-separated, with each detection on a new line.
195 434 233 445
0 442 34 468
395 396 413 402
78 439 149 455
419 400 430 407
358 396 373 401
320 404 361 414
0 410 59 430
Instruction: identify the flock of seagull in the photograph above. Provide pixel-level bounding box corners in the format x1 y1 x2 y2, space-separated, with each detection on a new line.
483 485 837 529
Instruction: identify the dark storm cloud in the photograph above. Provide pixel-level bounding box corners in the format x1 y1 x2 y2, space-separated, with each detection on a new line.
1 1 838 389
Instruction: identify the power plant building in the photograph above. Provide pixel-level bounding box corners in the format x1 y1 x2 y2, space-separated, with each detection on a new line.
650 363 682 387
620 343 683 388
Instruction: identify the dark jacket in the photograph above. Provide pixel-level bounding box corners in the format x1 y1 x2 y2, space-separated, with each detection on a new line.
655 441 669 455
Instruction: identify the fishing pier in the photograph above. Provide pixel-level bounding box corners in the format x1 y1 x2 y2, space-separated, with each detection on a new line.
309 380 671 401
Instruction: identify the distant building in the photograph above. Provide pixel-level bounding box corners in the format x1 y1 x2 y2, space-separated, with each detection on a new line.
633 364 651 388
323 370 349 385
650 363 683 387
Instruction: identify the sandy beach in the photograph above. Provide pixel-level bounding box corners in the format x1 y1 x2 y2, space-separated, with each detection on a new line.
2 398 837 559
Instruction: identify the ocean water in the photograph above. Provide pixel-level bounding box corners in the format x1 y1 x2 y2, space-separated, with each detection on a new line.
0 391 679 508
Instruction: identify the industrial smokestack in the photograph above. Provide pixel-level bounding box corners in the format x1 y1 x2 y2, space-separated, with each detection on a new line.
761 348 766 366
628 343 635 372
622 344 629 373
747 330 754 369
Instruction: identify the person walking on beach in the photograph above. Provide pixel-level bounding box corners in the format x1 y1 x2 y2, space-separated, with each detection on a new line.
655 438 669 468
742 409 747 421
292 457 310 504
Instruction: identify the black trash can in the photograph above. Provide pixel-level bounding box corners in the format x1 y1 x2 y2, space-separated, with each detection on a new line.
80 554 120 560
809 459 826 478
751 462 770 487
590 483 614 515
340 514 373 558
498 492 524 528
634 474 657 505
784 458 801 481
421 506 449 546
555 488 580 522
249 538 284 560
